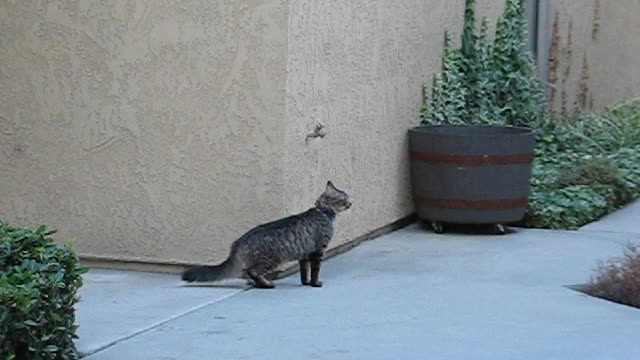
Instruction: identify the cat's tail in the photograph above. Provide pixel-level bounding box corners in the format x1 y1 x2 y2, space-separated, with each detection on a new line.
181 256 238 282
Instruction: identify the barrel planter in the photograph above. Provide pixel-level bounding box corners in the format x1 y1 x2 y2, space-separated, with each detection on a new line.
408 124 535 234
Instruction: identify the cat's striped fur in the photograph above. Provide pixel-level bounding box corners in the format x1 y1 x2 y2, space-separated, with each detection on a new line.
181 181 351 288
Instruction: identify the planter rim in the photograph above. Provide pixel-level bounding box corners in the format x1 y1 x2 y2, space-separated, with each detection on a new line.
409 124 533 138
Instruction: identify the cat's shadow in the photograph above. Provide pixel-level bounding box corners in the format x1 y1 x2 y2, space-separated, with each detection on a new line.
179 280 303 290
180 283 248 289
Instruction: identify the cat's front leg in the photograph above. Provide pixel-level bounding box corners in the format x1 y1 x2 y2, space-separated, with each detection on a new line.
299 259 310 285
309 252 324 287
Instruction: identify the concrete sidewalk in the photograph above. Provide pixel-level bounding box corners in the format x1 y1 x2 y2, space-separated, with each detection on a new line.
580 200 640 234
76 203 640 359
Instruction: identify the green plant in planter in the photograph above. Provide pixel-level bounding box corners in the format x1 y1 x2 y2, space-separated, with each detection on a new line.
0 220 87 360
422 31 468 124
492 0 545 127
421 0 544 127
471 17 505 124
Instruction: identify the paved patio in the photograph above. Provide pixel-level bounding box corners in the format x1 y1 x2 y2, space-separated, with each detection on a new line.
76 202 640 359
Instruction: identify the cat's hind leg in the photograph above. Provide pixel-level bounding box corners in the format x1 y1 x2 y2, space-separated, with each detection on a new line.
247 269 275 289
246 260 279 289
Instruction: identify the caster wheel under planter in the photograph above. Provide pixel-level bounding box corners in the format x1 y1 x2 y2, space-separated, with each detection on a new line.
495 224 506 235
431 221 444 234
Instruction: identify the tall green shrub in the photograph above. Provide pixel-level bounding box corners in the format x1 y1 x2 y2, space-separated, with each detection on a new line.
422 31 468 124
492 0 545 126
471 17 504 124
421 0 545 127
0 221 87 360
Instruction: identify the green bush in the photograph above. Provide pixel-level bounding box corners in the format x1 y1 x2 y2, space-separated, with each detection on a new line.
0 221 87 360
524 99 640 229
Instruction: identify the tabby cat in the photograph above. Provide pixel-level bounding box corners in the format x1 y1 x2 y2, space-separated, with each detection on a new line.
181 181 351 288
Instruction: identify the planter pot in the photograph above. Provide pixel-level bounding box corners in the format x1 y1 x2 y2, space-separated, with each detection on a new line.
408 124 535 234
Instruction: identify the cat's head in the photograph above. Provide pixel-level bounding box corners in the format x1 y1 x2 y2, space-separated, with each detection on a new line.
315 181 352 213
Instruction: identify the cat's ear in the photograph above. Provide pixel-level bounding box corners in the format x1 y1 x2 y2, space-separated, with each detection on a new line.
326 181 336 191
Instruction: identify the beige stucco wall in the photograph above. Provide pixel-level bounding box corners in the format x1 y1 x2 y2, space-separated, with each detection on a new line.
545 0 640 115
1 0 504 265
283 0 506 249
0 0 289 264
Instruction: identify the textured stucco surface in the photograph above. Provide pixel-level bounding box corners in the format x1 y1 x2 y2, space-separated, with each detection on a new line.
283 0 505 248
546 0 640 114
1 0 504 264
0 0 289 263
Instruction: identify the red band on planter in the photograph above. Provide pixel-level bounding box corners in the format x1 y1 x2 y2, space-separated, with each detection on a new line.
410 151 534 166
417 196 528 210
